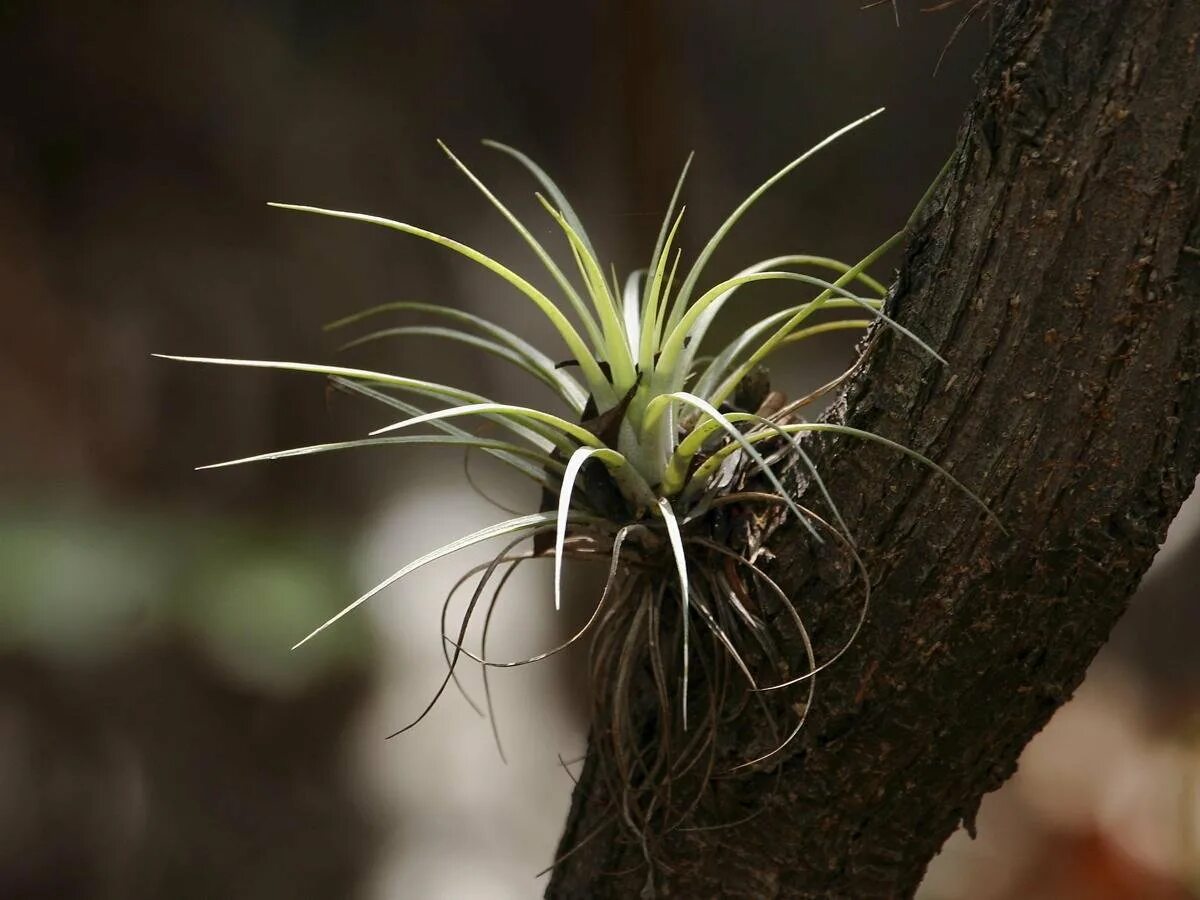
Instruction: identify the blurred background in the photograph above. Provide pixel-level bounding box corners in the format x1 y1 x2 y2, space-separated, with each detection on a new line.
1 1 1197 897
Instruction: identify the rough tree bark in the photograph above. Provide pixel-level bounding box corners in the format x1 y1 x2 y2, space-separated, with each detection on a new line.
548 1 1200 896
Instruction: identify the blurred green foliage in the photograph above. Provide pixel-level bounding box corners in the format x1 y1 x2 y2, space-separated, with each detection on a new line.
0 501 373 692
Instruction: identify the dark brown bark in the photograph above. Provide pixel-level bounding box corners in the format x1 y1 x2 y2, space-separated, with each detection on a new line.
548 1 1200 896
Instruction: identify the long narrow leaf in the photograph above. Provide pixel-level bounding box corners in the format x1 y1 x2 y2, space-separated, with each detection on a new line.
554 448 603 611
197 434 561 475
338 324 579 408
155 353 480 400
454 523 645 669
779 255 888 297
672 109 885 314
369 400 604 450
676 253 889 383
640 206 686 370
706 231 907 409
154 354 557 453
693 301 876 399
333 376 657 511
437 141 605 350
652 247 683 347
658 270 874 381
781 319 873 344
672 410 849 542
481 139 599 262
742 413 853 545
326 301 587 410
537 195 636 391
645 153 694 314
685 421 1001 529
291 512 584 650
267 202 614 403
656 497 691 730
327 376 550 482
622 269 645 357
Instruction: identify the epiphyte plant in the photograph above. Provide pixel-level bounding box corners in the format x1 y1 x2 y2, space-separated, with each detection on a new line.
160 107 993 851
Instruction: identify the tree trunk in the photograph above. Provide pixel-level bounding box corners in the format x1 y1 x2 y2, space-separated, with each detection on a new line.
548 1 1200 896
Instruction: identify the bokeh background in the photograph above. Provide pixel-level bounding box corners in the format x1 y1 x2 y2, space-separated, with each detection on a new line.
2 2 1197 897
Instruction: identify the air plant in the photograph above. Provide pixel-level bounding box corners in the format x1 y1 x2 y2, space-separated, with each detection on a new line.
159 107 994 860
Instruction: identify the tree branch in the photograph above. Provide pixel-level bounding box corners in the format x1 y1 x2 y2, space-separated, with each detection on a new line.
548 0 1200 896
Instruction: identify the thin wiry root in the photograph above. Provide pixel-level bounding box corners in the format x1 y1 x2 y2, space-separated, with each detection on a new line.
928 0 995 76
447 524 645 669
462 440 524 516
435 533 614 758
480 557 523 762
410 486 869 874
388 529 551 740
437 549 545 707
437 545 574 717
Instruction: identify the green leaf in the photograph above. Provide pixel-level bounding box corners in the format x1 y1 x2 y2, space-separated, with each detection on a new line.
267 202 614 403
672 109 885 314
757 254 888 297
337 324 582 409
154 354 558 453
653 392 819 541
647 153 693 315
325 300 587 410
640 206 686 371
537 195 637 393
437 141 604 351
659 270 875 384
325 376 550 482
196 435 561 477
654 247 683 344
481 139 599 262
707 230 908 409
780 319 873 344
739 412 852 544
693 300 876 400
369 400 605 451
677 252 887 383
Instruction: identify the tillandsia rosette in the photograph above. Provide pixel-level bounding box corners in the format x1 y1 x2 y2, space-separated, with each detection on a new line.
161 107 995 852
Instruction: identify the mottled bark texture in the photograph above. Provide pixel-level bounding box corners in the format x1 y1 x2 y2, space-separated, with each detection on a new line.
548 1 1200 896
